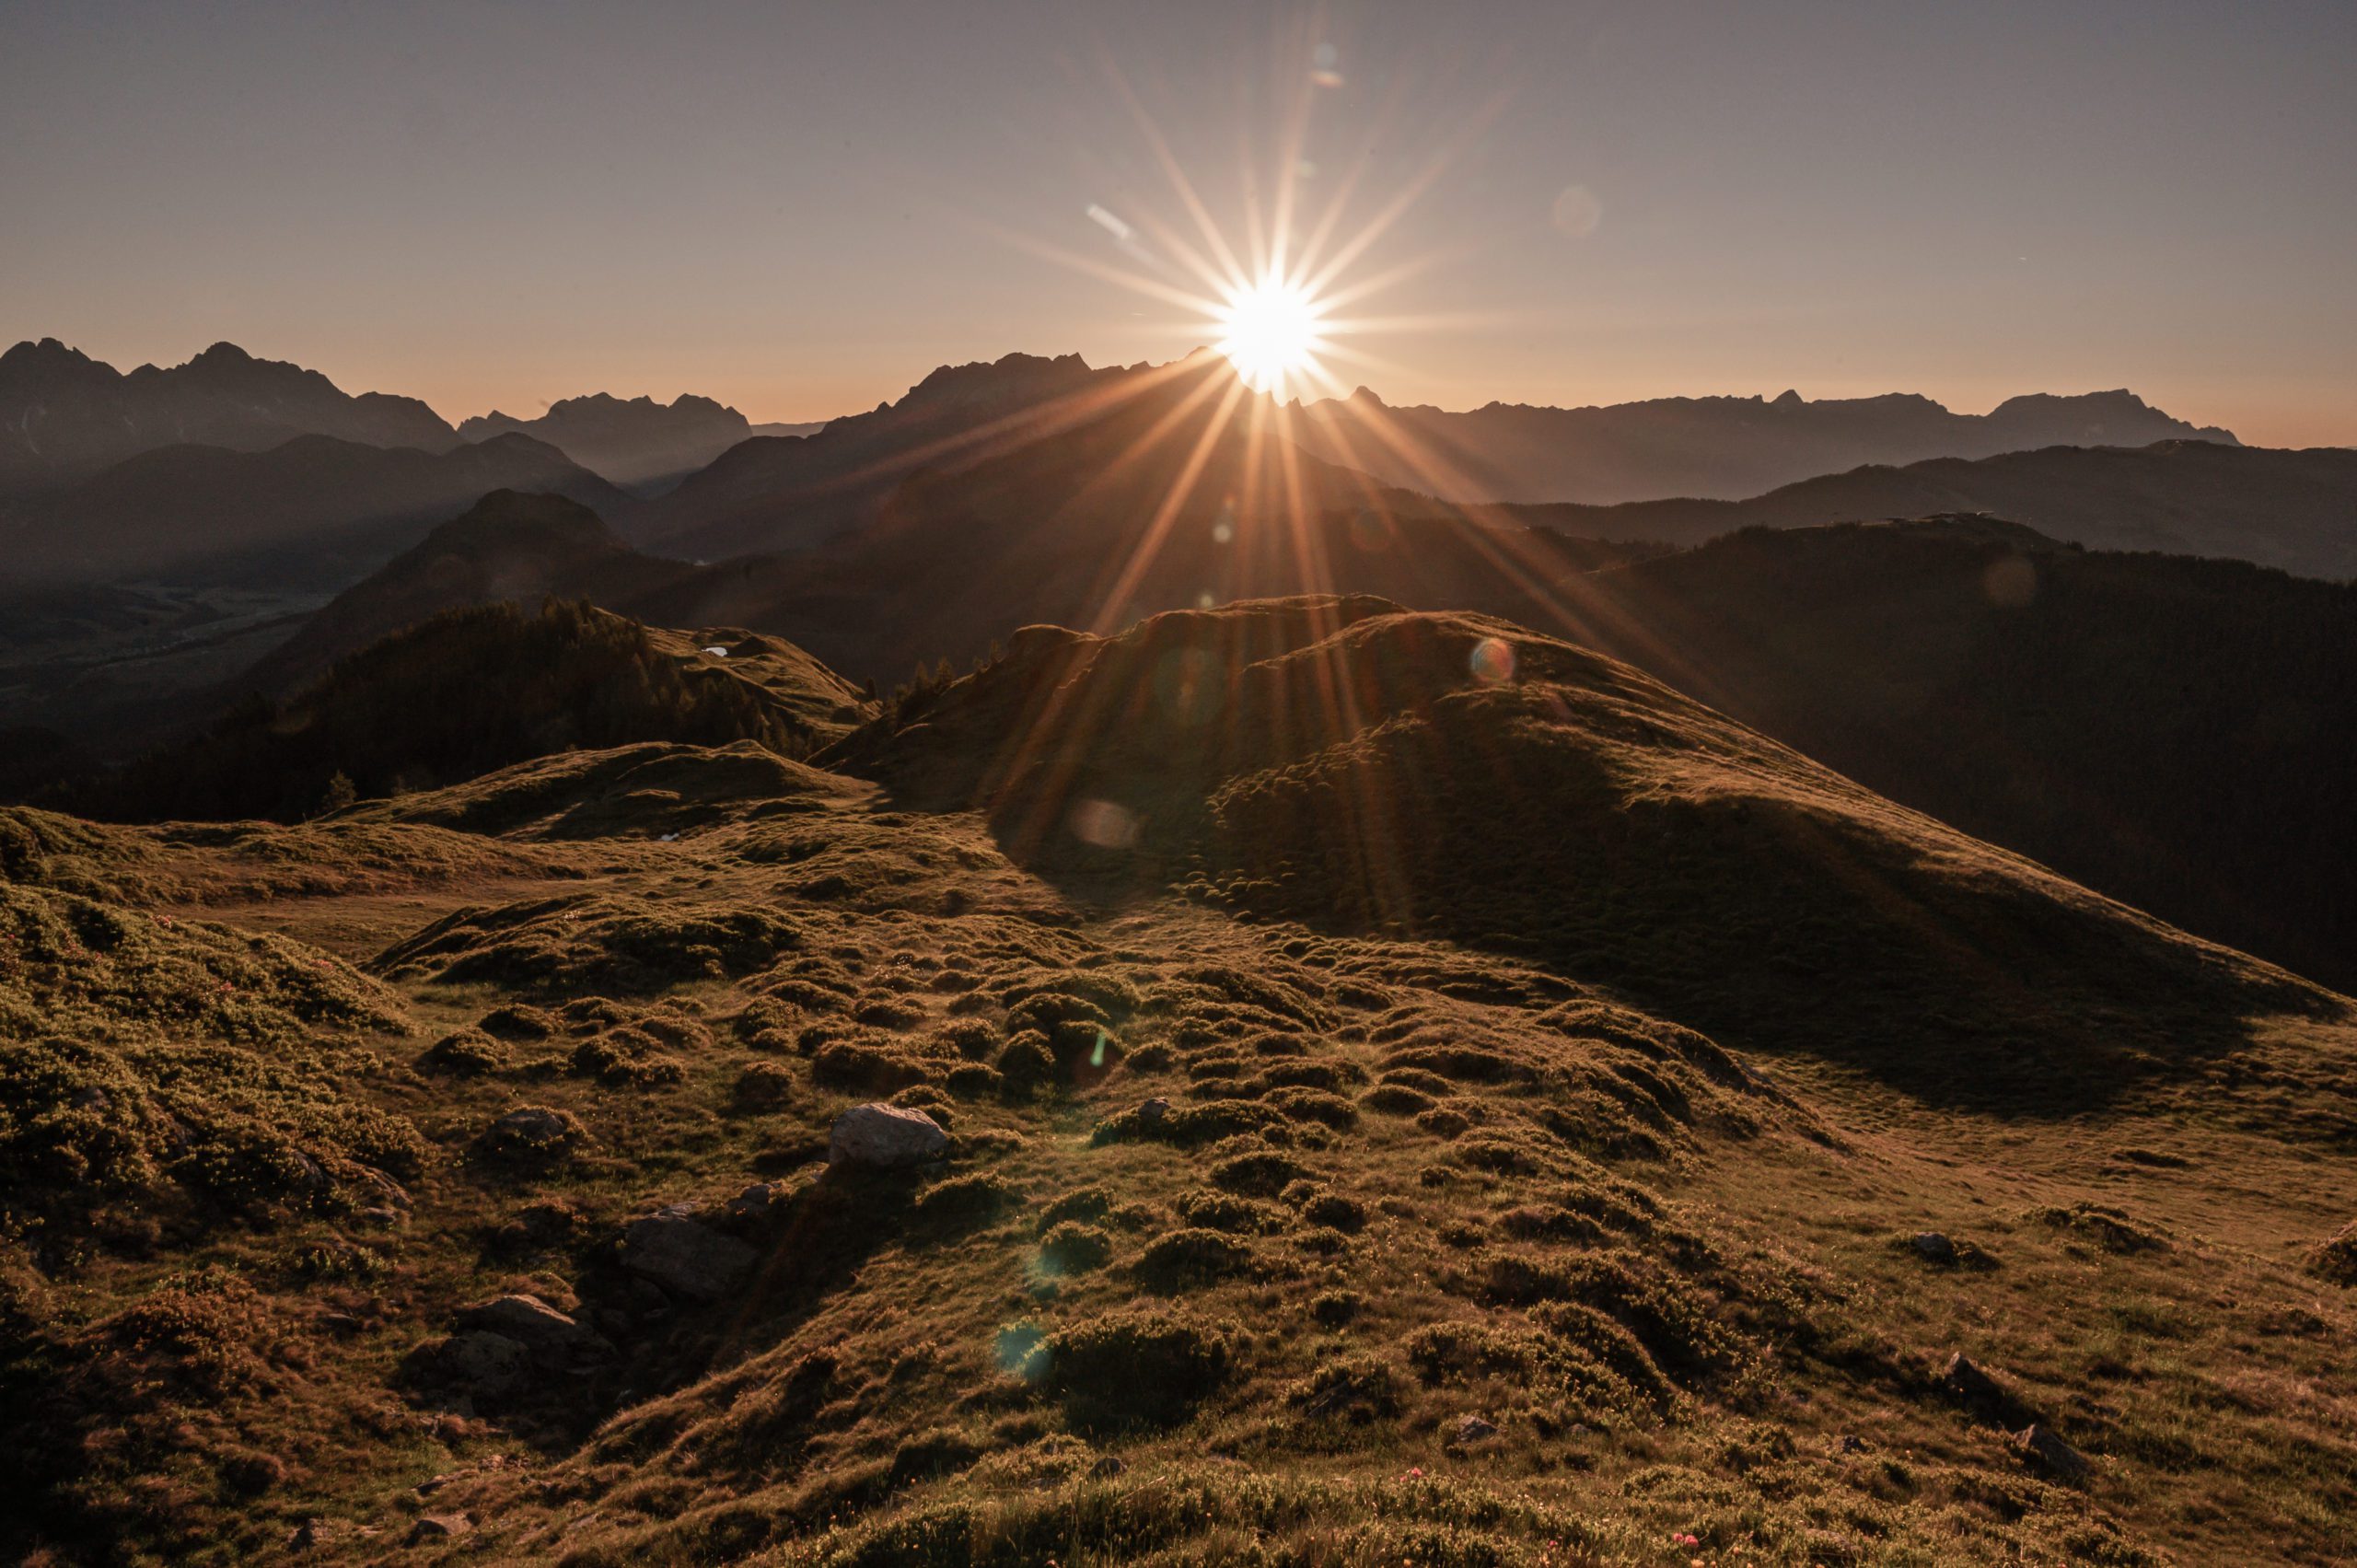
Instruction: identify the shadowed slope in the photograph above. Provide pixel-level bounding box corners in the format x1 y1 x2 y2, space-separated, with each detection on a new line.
1492 440 2357 580
0 433 633 587
239 491 702 693
1544 518 2357 992
63 600 868 824
840 596 2334 1112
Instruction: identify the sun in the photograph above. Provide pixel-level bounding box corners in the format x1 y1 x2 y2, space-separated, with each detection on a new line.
1213 272 1328 394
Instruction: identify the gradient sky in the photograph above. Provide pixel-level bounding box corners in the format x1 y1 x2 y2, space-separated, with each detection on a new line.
5 0 2352 447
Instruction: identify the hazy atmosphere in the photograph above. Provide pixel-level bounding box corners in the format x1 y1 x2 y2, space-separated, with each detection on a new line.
6 0 2352 442
7 5 2357 1564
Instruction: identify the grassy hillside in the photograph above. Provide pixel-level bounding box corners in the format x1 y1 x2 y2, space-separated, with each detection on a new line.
1546 519 2357 992
58 600 870 824
2 599 2351 1566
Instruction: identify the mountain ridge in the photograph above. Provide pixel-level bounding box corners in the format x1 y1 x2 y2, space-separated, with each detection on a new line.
1294 380 2240 505
0 337 459 489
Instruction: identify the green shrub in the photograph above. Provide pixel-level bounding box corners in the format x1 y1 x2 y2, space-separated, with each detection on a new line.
1132 1227 1260 1292
1038 1221 1112 1275
1288 1353 1403 1422
1210 1149 1312 1197
1029 1307 1233 1432
913 1173 1018 1232
420 1027 505 1075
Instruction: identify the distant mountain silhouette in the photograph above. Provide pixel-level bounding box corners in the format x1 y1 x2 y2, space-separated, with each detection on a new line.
458 392 826 492
1291 383 2238 504
1494 440 2357 580
0 432 633 585
629 350 1157 559
0 338 457 491
621 354 1653 676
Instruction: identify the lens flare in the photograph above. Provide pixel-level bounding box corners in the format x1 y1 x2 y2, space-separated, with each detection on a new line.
1469 636 1516 685
1213 272 1328 394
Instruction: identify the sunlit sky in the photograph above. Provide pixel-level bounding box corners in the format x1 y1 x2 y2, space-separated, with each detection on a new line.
4 0 2352 447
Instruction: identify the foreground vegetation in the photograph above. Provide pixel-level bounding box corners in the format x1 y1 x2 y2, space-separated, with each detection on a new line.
2 598 2351 1566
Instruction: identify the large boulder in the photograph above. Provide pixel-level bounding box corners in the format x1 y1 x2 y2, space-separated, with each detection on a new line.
829 1103 948 1169
619 1203 757 1302
455 1294 608 1363
426 1330 530 1399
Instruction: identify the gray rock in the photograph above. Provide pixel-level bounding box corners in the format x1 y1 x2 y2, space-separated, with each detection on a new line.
1910 1231 1957 1263
430 1330 528 1397
493 1107 573 1144
1137 1097 1171 1126
828 1103 948 1169
728 1181 790 1221
1454 1414 1499 1442
355 1164 413 1212
620 1203 757 1302
1943 1351 2000 1404
408 1511 472 1543
456 1294 606 1361
2012 1423 2092 1479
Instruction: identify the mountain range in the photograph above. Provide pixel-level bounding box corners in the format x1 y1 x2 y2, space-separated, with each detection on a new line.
1291 382 2240 504
1496 438 2357 581
0 339 457 491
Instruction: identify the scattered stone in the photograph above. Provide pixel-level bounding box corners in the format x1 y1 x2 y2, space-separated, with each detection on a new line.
1454 1413 1499 1443
1942 1351 2033 1427
317 1310 366 1336
289 1516 353 1551
2012 1423 2093 1480
408 1512 472 1544
828 1103 948 1169
619 1203 757 1302
1090 1454 1126 1478
1137 1097 1171 1126
727 1181 790 1222
477 1105 587 1166
1837 1433 1868 1454
1910 1231 1957 1263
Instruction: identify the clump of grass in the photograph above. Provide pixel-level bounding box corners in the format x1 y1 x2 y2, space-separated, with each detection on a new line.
2022 1202 2169 1254
419 1026 506 1075
2307 1219 2357 1287
471 1104 588 1167
1132 1227 1260 1292
1288 1353 1405 1422
734 1061 797 1110
1038 1221 1111 1275
1026 1307 1234 1432
912 1172 1018 1233
570 1026 687 1087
